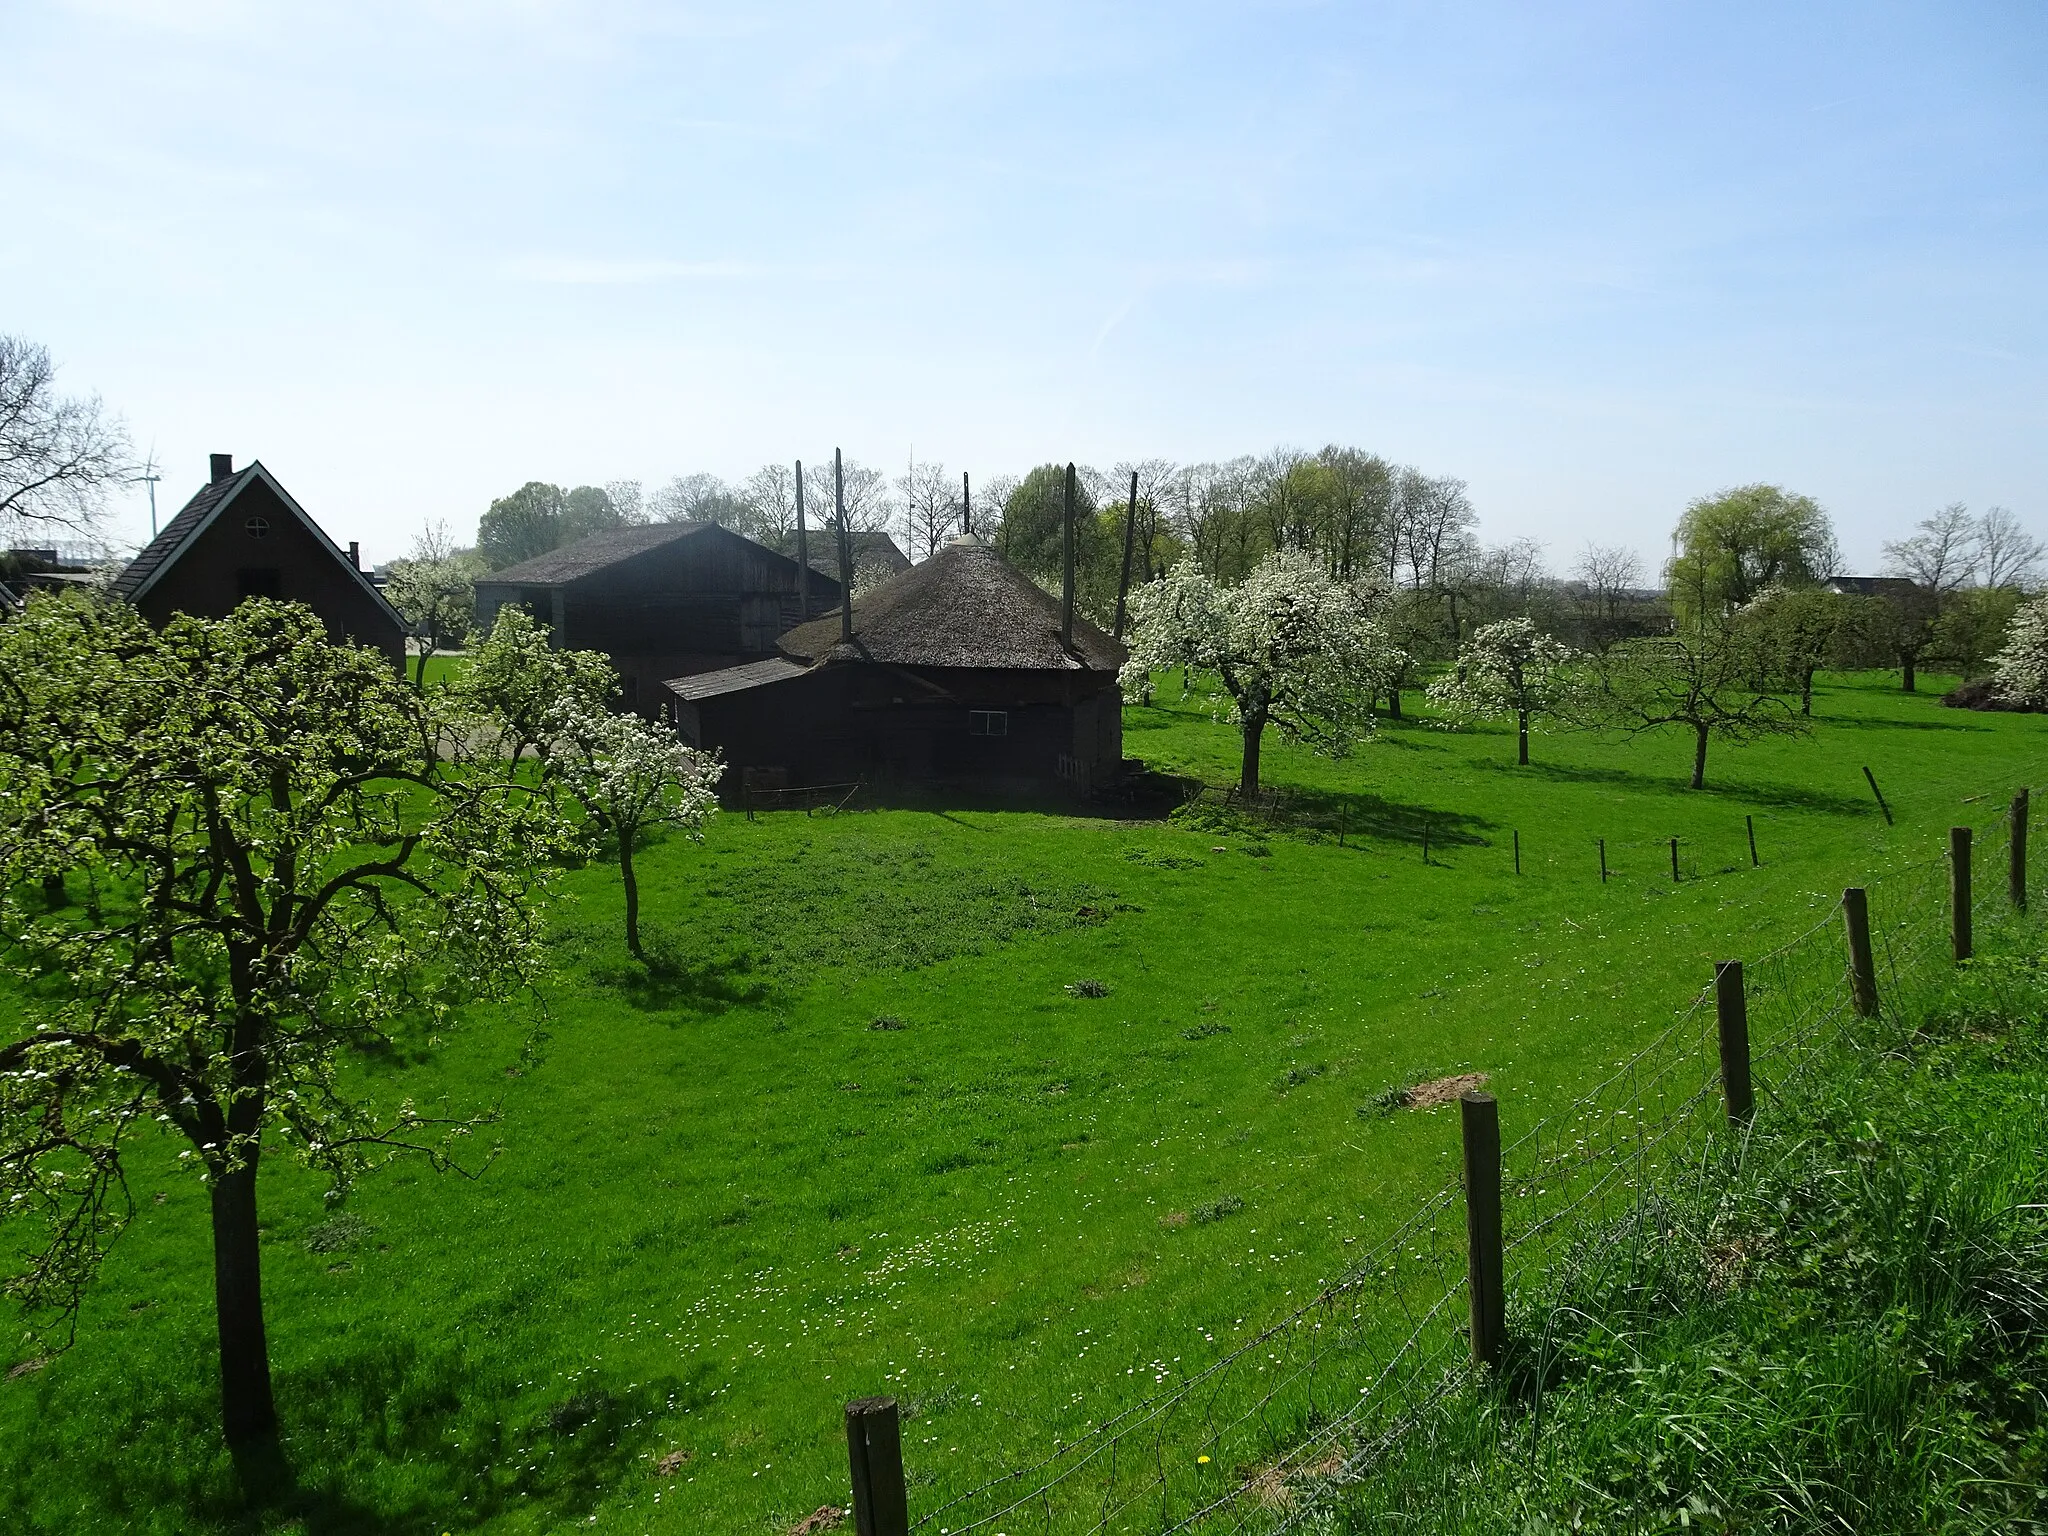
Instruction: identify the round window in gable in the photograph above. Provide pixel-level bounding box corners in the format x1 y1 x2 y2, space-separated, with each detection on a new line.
244 516 271 538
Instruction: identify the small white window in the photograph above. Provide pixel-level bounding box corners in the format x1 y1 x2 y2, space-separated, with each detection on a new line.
968 709 1009 737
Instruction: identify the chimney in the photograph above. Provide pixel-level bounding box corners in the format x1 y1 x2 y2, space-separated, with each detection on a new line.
1061 461 1076 648
794 460 809 619
347 541 360 570
210 453 234 484
962 470 972 536
834 448 853 644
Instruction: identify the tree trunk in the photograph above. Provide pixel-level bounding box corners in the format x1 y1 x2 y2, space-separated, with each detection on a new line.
1517 710 1530 766
1900 652 1917 693
1801 666 1815 716
1387 688 1402 720
41 871 66 909
621 829 642 960
1690 722 1710 790
1239 713 1266 799
210 1159 277 1447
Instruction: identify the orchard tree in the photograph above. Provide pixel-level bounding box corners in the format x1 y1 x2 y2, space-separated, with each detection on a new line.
458 609 721 959
1427 617 1579 765
1739 585 1856 716
456 606 619 764
1991 595 2048 709
0 595 566 1448
1586 625 1807 789
382 520 484 687
548 705 722 960
1122 550 1400 796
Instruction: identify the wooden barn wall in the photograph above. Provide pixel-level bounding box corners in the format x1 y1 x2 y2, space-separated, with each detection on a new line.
134 479 404 667
685 663 1124 795
475 528 844 710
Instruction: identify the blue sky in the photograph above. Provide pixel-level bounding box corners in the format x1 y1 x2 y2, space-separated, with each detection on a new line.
5 0 2044 568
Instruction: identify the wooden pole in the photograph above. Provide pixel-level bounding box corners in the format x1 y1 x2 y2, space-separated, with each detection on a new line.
1460 1091 1505 1370
1513 829 1520 875
1338 804 1347 847
1421 820 1430 864
1746 814 1759 867
1843 886 1878 1018
1598 838 1607 884
961 470 971 537
834 449 853 644
1061 462 1076 648
2011 788 2029 911
1114 469 1139 640
845 1396 909 1536
1862 766 1893 825
1950 825 1972 964
1670 837 1680 882
1714 960 1753 1126
794 461 809 619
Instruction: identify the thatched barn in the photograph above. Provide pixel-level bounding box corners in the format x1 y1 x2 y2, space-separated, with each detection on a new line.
112 454 405 666
665 534 1127 797
474 523 841 714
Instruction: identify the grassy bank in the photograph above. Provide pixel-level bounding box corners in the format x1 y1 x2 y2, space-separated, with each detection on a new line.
0 671 2042 1533
1325 908 2048 1534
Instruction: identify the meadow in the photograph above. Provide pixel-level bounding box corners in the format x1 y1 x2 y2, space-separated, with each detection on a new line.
1 670 2042 1534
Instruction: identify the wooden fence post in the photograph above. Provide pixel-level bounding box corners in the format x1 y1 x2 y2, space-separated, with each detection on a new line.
1513 829 1520 875
1714 960 1753 1126
1670 838 1680 882
1951 826 1972 964
1421 820 1430 864
1598 839 1608 884
1843 887 1878 1018
2011 789 2029 911
845 1396 909 1536
1746 814 1759 867
1862 766 1893 825
1460 1091 1505 1370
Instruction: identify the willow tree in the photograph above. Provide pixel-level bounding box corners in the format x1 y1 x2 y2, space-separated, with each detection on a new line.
0 595 566 1447
1122 550 1400 796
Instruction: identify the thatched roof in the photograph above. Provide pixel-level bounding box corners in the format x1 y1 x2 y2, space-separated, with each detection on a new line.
777 536 1125 673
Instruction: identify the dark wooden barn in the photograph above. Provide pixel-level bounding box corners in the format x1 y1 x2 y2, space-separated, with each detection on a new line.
665 534 1127 797
474 523 842 714
112 454 405 666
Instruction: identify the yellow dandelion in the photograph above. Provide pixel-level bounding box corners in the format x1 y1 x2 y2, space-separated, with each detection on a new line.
1197 1454 1211 1464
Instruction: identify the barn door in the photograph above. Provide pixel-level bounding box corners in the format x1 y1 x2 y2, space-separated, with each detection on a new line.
739 595 781 652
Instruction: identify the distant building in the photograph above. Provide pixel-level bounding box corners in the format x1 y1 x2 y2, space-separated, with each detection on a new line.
473 523 842 715
666 534 1127 797
1823 575 1926 602
771 529 912 588
112 455 405 666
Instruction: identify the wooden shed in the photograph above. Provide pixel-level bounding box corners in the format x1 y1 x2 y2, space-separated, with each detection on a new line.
665 535 1127 797
112 454 405 667
473 523 841 714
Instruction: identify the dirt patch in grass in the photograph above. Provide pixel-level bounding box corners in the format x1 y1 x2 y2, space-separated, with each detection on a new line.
789 1508 845 1535
1399 1071 1490 1111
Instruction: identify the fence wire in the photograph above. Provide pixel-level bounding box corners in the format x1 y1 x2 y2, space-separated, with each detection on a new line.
902 783 2042 1536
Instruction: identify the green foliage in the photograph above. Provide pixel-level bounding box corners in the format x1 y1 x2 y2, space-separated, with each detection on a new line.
995 464 1116 616
1329 938 2048 1535
1668 483 1835 625
476 482 627 570
1586 624 1808 788
0 594 566 1436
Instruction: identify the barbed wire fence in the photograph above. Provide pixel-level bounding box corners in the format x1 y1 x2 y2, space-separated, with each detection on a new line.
843 781 2040 1536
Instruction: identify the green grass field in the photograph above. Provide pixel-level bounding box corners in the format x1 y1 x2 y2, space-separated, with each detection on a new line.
2 671 2042 1534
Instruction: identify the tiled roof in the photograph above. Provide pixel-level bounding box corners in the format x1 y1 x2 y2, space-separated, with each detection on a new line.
481 523 712 586
664 656 812 700
110 469 251 600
